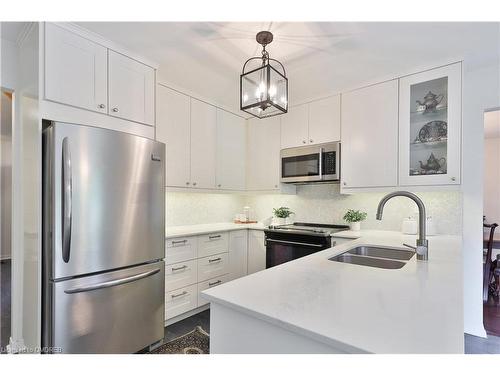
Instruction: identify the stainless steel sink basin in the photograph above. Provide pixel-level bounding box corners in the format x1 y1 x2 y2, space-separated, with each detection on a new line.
347 246 414 261
329 245 415 269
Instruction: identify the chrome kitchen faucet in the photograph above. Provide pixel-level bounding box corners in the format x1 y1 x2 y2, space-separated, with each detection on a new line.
376 191 429 261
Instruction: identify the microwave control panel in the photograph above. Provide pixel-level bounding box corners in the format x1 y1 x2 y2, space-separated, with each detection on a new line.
323 151 336 175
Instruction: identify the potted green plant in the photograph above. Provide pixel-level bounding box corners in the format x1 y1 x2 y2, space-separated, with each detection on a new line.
273 207 294 225
343 209 367 231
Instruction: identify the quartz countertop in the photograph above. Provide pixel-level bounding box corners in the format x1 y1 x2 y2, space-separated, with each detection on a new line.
201 230 463 353
166 222 266 239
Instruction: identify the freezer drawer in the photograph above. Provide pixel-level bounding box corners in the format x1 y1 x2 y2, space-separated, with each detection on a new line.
46 261 165 353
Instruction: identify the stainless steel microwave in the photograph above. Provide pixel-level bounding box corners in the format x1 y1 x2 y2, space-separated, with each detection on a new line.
280 142 340 183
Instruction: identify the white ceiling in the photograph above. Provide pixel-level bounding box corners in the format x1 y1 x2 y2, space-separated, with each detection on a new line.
3 22 499 114
485 110 500 139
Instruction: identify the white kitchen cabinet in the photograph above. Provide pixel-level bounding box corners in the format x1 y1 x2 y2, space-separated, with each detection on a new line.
165 284 198 320
341 80 399 189
399 63 462 186
197 274 231 307
165 236 197 265
280 104 309 148
247 116 281 191
44 23 108 114
197 253 229 282
216 109 246 190
228 230 248 281
197 232 229 258
108 50 155 126
190 98 217 189
156 85 191 187
165 259 197 292
308 95 341 144
247 230 266 274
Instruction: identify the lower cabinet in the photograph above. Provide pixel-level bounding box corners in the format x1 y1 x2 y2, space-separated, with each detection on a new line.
164 229 265 323
197 274 231 307
248 230 266 274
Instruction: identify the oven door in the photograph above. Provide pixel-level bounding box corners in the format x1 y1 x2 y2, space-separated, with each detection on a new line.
265 234 330 268
280 145 323 183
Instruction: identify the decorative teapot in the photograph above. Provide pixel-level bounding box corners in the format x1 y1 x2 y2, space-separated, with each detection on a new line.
416 91 444 113
419 153 446 173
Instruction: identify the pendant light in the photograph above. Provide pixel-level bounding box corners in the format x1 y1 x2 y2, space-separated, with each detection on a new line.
240 31 288 119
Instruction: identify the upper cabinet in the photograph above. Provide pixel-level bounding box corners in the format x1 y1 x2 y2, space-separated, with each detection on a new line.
190 99 217 189
398 63 461 186
280 95 341 149
216 109 246 190
44 23 156 126
280 104 309 148
108 51 155 126
156 85 191 188
45 23 108 114
341 80 399 189
247 116 281 191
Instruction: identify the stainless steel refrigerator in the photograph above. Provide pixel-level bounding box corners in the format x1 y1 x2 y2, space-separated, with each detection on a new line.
42 121 165 353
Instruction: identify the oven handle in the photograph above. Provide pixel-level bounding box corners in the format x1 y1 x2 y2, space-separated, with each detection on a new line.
319 146 323 180
266 238 325 248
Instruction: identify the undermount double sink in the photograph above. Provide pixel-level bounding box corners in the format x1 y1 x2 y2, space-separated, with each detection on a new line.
329 245 415 269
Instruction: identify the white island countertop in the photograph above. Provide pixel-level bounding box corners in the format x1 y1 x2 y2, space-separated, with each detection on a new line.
202 230 463 354
166 222 266 239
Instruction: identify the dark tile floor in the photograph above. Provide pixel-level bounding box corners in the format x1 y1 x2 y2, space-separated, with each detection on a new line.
465 333 500 354
1 259 11 354
483 296 500 336
164 309 210 342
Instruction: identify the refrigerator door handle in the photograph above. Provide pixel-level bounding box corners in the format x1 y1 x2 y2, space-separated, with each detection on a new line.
63 268 161 294
61 137 72 263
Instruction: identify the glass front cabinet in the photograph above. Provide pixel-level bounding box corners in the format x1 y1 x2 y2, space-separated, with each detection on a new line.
398 62 462 186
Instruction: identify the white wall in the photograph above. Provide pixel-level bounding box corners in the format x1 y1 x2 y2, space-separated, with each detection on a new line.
463 59 500 337
484 137 500 224
1 37 18 90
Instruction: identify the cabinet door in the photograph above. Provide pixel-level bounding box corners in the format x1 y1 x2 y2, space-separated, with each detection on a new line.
190 98 217 189
308 95 341 144
247 117 281 190
108 50 155 125
216 109 246 190
280 103 309 148
228 230 248 281
399 63 461 186
156 85 191 187
341 80 399 188
247 230 266 274
44 23 107 113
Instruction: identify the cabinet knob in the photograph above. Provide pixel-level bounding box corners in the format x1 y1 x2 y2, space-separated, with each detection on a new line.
310 139 314 143
450 177 456 182
217 184 221 188
274 184 278 188
98 104 105 109
112 108 119 113
343 182 347 186
302 140 306 144
186 182 190 185
193 182 197 186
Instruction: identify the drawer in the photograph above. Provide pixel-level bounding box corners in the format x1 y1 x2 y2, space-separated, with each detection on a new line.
197 232 229 258
165 236 197 265
197 274 231 307
165 284 197 320
165 259 197 292
197 253 229 282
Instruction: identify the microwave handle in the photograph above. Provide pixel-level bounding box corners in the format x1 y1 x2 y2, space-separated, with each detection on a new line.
319 147 323 179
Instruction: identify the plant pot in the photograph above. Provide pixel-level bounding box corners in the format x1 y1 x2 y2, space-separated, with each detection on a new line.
350 222 361 231
274 217 286 226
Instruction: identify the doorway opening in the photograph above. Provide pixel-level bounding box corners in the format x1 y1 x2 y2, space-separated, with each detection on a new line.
483 108 500 336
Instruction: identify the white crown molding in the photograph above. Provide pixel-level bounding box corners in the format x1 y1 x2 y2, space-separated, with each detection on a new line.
47 22 159 69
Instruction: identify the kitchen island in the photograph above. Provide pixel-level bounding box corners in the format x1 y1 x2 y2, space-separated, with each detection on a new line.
201 230 463 354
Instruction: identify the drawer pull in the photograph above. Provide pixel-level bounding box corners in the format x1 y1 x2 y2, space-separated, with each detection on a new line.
171 239 187 245
208 235 221 240
171 265 188 272
208 257 222 263
209 280 222 287
171 291 188 299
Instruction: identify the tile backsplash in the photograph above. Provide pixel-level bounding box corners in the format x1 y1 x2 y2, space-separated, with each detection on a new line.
166 184 462 235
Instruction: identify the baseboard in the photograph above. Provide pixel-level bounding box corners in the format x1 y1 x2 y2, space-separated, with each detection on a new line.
165 305 210 327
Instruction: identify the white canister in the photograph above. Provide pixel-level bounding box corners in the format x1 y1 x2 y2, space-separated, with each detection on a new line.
402 217 418 235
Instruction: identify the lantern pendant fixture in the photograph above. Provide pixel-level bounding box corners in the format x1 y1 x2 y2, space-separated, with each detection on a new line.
240 31 288 119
